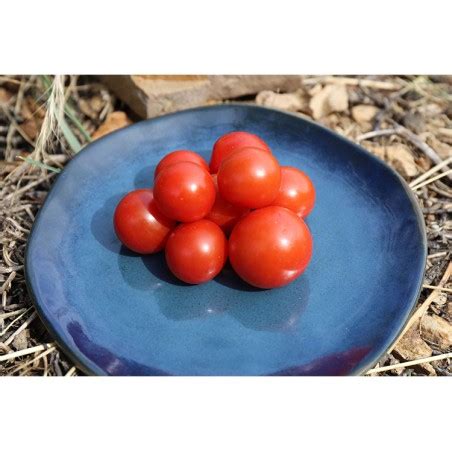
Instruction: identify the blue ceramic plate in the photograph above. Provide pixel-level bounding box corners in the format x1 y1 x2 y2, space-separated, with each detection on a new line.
25 104 426 376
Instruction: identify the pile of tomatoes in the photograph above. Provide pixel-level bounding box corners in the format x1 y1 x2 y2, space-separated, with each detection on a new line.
114 131 315 289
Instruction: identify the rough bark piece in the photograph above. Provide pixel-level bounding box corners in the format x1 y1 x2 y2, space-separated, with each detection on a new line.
421 314 452 349
100 75 302 118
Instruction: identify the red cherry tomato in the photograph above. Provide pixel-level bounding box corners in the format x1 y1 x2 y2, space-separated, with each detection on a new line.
210 131 271 173
154 150 209 179
165 219 228 284
272 166 316 218
205 174 249 235
217 147 281 209
229 206 312 289
154 161 215 222
114 189 176 254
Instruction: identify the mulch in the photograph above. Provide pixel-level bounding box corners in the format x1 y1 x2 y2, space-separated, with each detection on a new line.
0 75 450 376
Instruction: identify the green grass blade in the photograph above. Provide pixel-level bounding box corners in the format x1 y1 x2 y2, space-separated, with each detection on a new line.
58 115 82 153
64 106 92 142
18 156 62 173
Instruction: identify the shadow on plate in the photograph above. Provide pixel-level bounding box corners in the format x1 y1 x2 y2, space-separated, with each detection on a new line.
90 193 125 253
134 165 156 189
158 263 310 332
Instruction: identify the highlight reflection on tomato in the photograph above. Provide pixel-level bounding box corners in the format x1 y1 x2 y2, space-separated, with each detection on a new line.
165 219 228 284
272 166 316 217
217 147 281 209
209 131 271 173
229 206 312 289
114 189 176 254
153 161 215 222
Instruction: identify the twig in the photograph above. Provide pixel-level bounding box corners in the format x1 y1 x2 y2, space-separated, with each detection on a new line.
422 284 452 293
356 128 398 142
1 173 55 203
9 346 56 375
387 262 452 355
0 343 54 362
302 76 402 91
0 308 26 321
4 311 37 346
409 156 452 188
0 270 16 296
427 251 448 259
65 366 77 376
391 122 447 167
0 306 32 336
0 104 35 147
411 169 452 191
367 352 452 375
356 123 452 181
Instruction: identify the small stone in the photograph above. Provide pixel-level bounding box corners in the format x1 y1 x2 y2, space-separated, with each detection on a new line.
309 84 348 119
385 144 419 177
421 314 452 349
402 111 425 134
255 89 309 112
92 111 132 140
12 329 29 351
351 105 379 124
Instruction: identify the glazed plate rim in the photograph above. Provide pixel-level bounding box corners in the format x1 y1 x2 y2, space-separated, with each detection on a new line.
25 103 427 376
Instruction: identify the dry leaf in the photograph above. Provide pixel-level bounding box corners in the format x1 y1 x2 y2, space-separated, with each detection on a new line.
309 84 348 119
255 90 309 112
351 105 379 124
394 320 435 374
92 111 132 140
394 320 433 360
385 144 419 177
421 314 452 349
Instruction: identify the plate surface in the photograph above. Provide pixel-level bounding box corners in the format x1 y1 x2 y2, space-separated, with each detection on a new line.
26 104 426 376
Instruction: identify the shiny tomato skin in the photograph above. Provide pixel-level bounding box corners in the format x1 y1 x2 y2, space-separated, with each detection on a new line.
165 220 228 284
153 161 216 222
217 147 281 209
272 166 316 218
205 174 249 235
114 189 176 254
154 150 209 179
229 206 312 289
210 131 271 173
